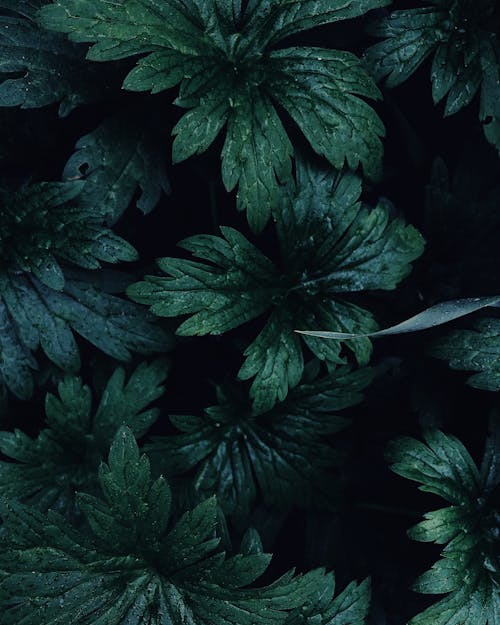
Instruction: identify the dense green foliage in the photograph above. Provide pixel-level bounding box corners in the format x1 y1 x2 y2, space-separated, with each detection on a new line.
364 0 500 153
0 427 372 625
128 159 423 412
0 1 498 624
388 429 500 624
39 0 389 231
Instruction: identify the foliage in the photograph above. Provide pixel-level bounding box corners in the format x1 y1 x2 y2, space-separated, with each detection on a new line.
129 159 423 412
364 0 500 153
39 0 389 231
0 1 498 624
0 359 169 518
431 318 500 391
387 429 500 625
0 427 371 625
63 109 171 223
0 176 171 399
145 365 377 516
0 1 111 116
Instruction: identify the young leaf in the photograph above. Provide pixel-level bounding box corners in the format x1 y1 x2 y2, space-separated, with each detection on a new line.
0 426 368 625
364 1 500 151
40 0 388 230
0 271 172 399
387 430 500 625
63 110 170 223
129 159 424 412
0 3 109 117
145 366 377 516
0 360 169 517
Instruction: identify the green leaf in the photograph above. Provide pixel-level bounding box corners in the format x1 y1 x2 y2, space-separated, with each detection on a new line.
268 47 384 180
364 1 499 121
387 430 500 625
145 366 377 516
364 7 446 88
40 0 385 230
387 430 482 503
410 577 500 625
130 159 423 411
0 271 172 399
245 0 390 48
220 89 293 232
128 226 281 337
239 308 304 412
431 318 500 391
0 426 361 625
285 577 371 625
0 5 108 116
0 181 138 290
0 360 169 517
64 110 170 223
172 89 229 163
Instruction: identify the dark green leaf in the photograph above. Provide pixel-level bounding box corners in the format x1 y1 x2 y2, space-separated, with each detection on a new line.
40 0 385 230
0 181 138 290
364 7 446 88
220 88 293 232
130 159 422 411
269 47 384 180
364 1 499 123
0 6 107 116
128 226 281 337
145 367 376 516
64 110 170 223
387 430 499 625
431 318 500 391
0 427 358 625
0 360 169 517
0 271 171 398
246 0 390 48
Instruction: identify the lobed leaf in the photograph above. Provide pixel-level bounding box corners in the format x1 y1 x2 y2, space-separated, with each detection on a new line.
130 159 422 411
145 367 376 516
364 0 500 140
0 360 169 517
388 430 500 625
0 427 366 625
0 271 171 399
64 110 170 223
40 0 386 230
0 181 138 290
0 5 108 116
431 318 500 391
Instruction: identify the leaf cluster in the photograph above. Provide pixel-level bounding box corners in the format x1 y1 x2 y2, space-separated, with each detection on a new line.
39 0 389 230
364 0 500 153
129 159 424 412
0 426 372 625
0 1 498 625
388 429 500 625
